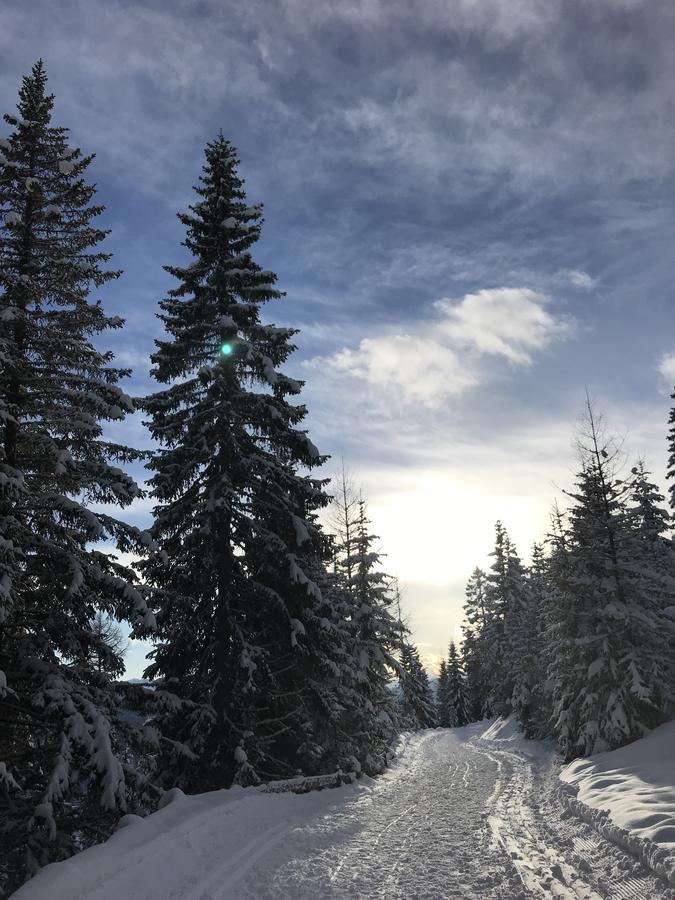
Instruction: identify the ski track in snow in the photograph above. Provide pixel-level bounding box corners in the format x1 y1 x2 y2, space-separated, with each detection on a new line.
236 729 671 900
14 728 674 900
202 730 673 899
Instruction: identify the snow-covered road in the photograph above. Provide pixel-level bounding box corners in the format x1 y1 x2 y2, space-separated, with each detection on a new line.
13 726 673 900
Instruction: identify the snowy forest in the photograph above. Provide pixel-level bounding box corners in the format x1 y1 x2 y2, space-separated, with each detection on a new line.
1 62 674 896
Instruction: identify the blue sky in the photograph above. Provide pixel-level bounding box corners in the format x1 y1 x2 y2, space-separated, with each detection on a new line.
3 0 675 675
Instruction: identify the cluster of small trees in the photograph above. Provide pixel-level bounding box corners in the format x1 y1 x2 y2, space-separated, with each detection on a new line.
460 401 675 759
0 63 432 891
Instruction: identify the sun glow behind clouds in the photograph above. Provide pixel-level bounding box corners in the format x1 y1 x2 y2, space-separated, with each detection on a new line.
365 468 551 586
350 463 558 675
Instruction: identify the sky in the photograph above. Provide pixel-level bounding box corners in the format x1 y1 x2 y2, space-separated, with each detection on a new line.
3 0 675 677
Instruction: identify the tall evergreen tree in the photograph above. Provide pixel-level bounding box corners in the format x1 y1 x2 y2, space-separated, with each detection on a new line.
628 461 673 565
398 641 437 730
461 532 549 734
522 542 552 738
482 522 528 716
667 389 675 511
437 658 452 727
502 538 541 734
389 583 436 732
0 63 156 888
460 567 491 720
341 498 401 769
446 642 469 727
624 462 675 717
540 500 572 739
140 135 360 789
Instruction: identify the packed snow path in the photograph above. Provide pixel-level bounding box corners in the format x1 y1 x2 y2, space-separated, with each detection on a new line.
14 727 673 900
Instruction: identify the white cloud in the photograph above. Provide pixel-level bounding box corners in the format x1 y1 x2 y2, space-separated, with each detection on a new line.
563 269 596 289
331 334 478 404
436 287 571 365
320 287 571 406
658 352 675 384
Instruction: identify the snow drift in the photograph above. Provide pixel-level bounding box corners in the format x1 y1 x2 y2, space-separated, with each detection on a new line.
561 719 675 883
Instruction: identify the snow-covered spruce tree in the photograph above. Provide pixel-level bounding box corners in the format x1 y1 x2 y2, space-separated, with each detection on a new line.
390 583 435 730
460 567 491 720
437 658 452 727
667 390 675 511
482 523 532 720
548 405 675 758
543 501 578 753
628 461 674 570
503 539 543 735
483 524 509 713
624 462 675 717
140 135 355 789
398 640 437 730
522 542 553 738
480 523 517 715
0 62 156 888
446 641 469 727
303 560 381 777
257 532 369 780
340 497 401 770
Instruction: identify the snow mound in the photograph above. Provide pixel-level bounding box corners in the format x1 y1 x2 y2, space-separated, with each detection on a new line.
561 720 675 849
560 720 675 884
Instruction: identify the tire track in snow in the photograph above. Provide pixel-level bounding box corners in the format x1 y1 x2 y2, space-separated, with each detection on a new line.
251 731 673 899
242 729 525 898
483 747 603 899
474 741 672 900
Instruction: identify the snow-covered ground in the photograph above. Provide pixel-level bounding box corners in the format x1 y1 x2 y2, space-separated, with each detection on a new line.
561 720 675 884
11 723 675 899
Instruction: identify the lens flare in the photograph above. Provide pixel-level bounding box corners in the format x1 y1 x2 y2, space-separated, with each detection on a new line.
220 343 233 356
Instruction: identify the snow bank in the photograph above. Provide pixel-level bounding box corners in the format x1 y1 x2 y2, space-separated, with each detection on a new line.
10 775 366 900
472 715 554 759
560 720 675 883
10 787 245 900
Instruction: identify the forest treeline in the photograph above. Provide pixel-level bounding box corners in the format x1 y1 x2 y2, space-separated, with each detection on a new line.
456 406 675 759
0 63 434 892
